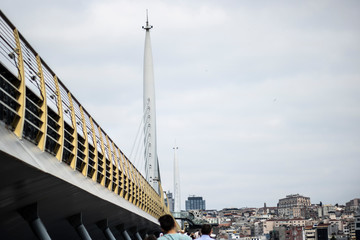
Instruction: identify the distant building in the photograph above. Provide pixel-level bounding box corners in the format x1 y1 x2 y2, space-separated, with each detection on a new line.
355 212 360 240
318 205 336 218
346 199 360 213
316 224 330 240
304 225 317 240
278 194 311 218
270 226 303 240
185 195 206 211
165 191 175 212
304 224 330 240
272 219 307 228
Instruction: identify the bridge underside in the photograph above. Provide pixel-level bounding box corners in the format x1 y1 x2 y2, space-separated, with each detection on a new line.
0 126 160 239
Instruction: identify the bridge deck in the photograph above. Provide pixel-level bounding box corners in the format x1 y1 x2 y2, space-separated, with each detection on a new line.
0 124 159 239
0 10 170 239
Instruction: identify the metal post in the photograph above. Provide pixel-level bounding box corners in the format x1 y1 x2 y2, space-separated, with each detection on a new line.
135 232 143 240
67 213 92 240
96 219 116 240
117 224 132 240
122 230 132 240
30 218 52 240
130 226 142 240
18 203 52 240
104 228 117 240
77 224 92 240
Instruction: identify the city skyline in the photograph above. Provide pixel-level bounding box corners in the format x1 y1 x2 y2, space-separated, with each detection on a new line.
170 192 359 210
2 0 359 210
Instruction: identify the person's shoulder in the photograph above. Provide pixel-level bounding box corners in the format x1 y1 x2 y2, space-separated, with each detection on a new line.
179 234 192 240
158 236 168 240
198 235 211 240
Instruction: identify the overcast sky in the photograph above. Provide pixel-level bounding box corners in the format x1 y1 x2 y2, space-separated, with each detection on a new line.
2 0 360 210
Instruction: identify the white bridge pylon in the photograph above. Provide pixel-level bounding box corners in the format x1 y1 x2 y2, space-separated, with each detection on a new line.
128 12 161 195
142 12 161 194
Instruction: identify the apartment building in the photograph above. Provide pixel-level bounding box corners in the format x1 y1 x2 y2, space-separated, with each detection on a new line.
278 194 311 218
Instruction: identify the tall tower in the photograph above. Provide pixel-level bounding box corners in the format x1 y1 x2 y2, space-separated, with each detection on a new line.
173 146 181 212
142 12 160 194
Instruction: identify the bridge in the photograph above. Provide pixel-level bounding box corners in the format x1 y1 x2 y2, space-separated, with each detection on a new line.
0 10 171 239
172 212 218 229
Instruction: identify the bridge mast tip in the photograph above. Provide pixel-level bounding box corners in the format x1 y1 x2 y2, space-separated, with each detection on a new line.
142 9 153 30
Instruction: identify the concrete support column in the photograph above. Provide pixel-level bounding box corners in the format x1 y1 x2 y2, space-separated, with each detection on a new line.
139 229 148 240
18 203 52 240
96 219 116 240
134 232 142 240
123 230 132 240
68 213 92 240
117 224 132 240
130 227 142 240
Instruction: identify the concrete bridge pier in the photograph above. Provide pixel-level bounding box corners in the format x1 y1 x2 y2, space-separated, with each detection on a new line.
97 219 116 240
68 213 92 240
18 203 52 240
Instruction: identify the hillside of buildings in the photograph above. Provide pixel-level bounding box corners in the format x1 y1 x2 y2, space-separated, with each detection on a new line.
169 194 360 240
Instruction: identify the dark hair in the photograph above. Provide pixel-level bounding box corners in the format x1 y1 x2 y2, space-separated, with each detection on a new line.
158 214 175 233
144 234 157 240
201 224 212 235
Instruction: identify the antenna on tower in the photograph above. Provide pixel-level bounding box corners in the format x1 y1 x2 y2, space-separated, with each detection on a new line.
142 9 153 30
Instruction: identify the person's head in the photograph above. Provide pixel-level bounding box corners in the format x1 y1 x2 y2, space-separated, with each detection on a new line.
201 224 212 235
158 214 175 233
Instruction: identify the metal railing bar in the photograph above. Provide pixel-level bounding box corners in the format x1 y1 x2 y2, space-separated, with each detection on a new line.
77 148 85 157
0 87 20 104
46 124 60 136
45 134 59 145
25 96 42 113
63 124 74 134
0 99 20 116
0 52 17 69
0 26 16 47
47 112 60 124
0 19 16 37
24 118 42 132
62 146 74 156
25 108 42 123
63 137 74 147
0 38 14 54
23 59 38 75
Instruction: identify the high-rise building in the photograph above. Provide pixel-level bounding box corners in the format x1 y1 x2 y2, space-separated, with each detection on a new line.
165 191 175 212
185 195 206 211
277 194 311 218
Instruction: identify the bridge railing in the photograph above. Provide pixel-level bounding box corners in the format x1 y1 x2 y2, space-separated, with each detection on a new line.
0 10 170 219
